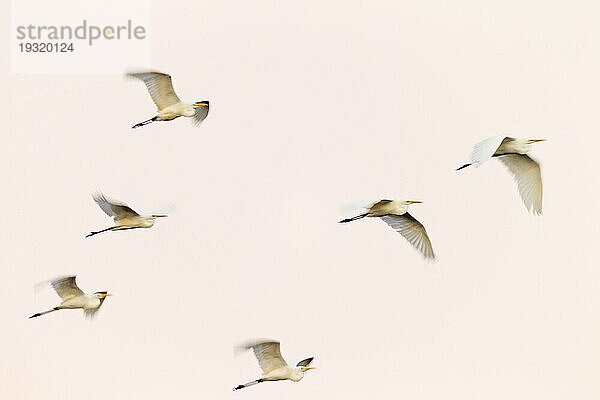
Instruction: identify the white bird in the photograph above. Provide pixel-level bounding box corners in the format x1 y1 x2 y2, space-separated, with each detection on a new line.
457 136 545 215
29 276 111 319
233 340 315 391
127 70 209 129
86 193 167 237
339 199 435 260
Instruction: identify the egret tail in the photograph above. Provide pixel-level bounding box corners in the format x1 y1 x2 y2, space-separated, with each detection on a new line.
338 213 368 223
29 307 59 319
132 116 157 129
233 379 264 391
86 226 116 238
456 163 472 171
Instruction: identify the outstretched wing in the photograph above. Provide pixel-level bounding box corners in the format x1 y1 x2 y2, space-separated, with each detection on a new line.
93 193 139 218
497 154 543 215
84 298 107 320
127 71 181 110
380 213 436 260
242 340 288 374
51 276 84 300
84 308 100 319
470 136 509 165
369 199 393 208
192 103 209 126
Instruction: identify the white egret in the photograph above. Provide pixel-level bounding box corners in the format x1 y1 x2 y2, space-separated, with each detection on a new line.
339 199 435 260
457 136 545 215
29 276 111 319
233 340 315 391
86 193 167 237
127 70 209 128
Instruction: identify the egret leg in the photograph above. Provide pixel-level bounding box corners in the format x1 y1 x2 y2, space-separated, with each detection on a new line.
132 116 158 129
338 213 368 223
29 307 60 319
456 163 472 171
86 226 116 238
233 379 264 391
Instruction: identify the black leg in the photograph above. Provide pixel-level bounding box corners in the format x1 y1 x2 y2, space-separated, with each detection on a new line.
132 116 157 129
233 379 264 391
339 213 368 223
86 226 115 238
29 307 60 319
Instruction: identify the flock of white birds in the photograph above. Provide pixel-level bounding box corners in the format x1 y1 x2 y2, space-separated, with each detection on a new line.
28 70 546 391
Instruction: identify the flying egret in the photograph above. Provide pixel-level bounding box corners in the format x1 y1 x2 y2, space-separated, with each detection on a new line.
29 276 111 319
456 136 545 215
86 193 167 237
127 70 210 128
233 340 315 391
339 199 435 260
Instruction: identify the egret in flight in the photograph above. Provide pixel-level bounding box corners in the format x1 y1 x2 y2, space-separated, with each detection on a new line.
339 199 435 260
86 193 167 237
29 276 111 319
457 136 545 215
233 340 315 391
127 70 209 128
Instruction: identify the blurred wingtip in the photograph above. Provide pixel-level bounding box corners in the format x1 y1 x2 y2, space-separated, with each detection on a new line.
33 280 49 295
234 338 278 356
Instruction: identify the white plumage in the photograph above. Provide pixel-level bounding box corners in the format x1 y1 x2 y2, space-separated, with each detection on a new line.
457 136 545 215
86 193 167 237
29 276 111 319
127 70 210 128
233 340 315 391
339 199 436 260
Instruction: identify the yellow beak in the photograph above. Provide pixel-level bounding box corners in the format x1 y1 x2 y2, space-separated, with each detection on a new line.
408 200 423 204
530 139 546 142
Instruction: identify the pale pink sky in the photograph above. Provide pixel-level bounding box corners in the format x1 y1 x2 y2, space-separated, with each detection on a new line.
2 1 600 399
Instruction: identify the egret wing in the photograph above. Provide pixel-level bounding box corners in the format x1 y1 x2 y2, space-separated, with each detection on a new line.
498 154 543 215
247 341 288 373
84 308 101 319
380 213 436 260
127 71 181 110
51 276 84 300
296 357 314 367
93 193 139 218
369 199 393 209
84 298 106 320
192 104 209 126
470 136 509 164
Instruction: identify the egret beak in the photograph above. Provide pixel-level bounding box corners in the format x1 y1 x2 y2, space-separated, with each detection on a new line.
151 214 168 218
193 101 209 107
530 139 546 142
407 200 423 204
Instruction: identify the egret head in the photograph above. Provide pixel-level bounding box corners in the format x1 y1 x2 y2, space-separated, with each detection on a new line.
402 200 423 206
151 214 168 219
94 291 112 299
193 101 209 108
296 357 315 373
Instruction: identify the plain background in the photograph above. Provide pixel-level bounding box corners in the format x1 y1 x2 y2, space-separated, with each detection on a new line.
2 1 600 399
